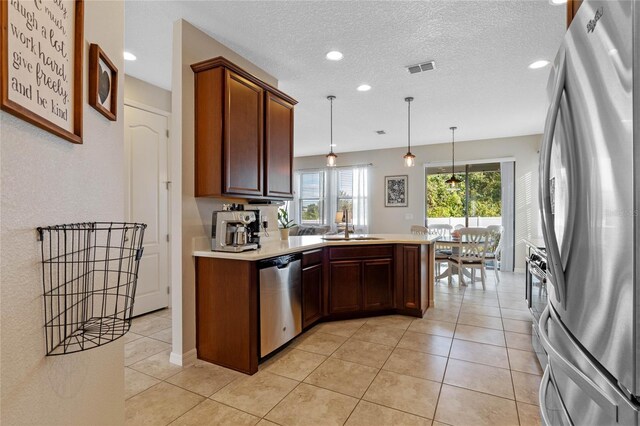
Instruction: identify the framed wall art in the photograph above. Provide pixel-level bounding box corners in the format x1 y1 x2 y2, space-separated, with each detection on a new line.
1 0 84 144
385 175 408 207
89 44 117 121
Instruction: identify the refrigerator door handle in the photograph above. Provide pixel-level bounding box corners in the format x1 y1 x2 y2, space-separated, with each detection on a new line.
539 50 568 309
538 306 619 419
539 364 574 426
539 366 554 426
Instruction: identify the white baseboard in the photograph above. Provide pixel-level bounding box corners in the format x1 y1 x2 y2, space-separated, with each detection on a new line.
170 348 197 367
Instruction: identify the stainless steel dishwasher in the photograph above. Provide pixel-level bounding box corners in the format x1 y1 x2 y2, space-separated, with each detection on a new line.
258 253 302 357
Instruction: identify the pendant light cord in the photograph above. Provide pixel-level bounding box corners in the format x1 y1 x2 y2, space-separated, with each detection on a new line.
451 127 456 174
407 99 411 152
330 96 334 155
404 97 413 154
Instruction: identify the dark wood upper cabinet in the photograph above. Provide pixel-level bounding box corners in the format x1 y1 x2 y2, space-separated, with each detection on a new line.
265 92 294 198
224 70 264 196
567 0 583 28
191 57 297 199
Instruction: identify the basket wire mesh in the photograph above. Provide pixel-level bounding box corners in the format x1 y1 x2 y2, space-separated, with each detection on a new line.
37 222 146 355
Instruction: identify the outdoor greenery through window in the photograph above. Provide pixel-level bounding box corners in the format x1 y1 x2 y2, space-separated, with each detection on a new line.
299 171 324 224
425 162 502 227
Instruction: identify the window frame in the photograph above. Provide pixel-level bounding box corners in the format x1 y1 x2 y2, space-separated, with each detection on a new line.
298 171 325 225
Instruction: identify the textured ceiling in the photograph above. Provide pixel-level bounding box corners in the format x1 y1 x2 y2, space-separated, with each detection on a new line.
125 1 565 157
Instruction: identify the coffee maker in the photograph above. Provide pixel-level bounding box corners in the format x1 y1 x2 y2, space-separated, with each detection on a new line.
211 210 261 252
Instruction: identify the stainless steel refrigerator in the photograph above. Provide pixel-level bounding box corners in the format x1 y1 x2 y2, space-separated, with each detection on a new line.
538 0 639 424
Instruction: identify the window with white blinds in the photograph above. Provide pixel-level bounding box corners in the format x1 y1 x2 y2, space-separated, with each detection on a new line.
292 166 369 232
297 171 324 225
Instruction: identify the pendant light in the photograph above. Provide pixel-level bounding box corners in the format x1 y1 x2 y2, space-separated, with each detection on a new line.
326 95 337 167
403 97 416 167
445 126 462 190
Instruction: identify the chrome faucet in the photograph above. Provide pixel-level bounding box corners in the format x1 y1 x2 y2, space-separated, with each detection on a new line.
343 209 350 239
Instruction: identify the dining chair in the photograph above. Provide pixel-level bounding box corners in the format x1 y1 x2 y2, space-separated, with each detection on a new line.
485 225 503 283
448 227 490 289
427 224 452 238
410 225 428 235
427 224 453 280
454 224 464 230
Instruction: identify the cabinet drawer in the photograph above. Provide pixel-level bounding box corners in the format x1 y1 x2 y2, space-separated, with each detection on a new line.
329 245 393 260
302 249 323 267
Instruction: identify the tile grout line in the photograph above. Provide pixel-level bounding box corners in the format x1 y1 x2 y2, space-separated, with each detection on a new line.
496 276 523 426
430 278 467 424
129 285 533 425
126 311 270 425
261 319 367 424
127 311 264 424
343 317 424 425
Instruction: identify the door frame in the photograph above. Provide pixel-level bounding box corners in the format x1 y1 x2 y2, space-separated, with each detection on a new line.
124 98 172 309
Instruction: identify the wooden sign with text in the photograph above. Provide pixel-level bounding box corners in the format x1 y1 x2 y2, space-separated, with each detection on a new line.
1 0 84 144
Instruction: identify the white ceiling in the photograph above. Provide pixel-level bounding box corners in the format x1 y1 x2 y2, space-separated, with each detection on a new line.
125 1 565 157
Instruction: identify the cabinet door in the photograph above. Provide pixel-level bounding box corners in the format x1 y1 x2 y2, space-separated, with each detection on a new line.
224 70 264 196
265 92 294 198
401 245 422 310
302 264 323 328
362 259 393 310
329 261 361 313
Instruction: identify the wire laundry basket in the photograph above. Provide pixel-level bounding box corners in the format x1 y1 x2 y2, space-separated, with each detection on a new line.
37 222 146 356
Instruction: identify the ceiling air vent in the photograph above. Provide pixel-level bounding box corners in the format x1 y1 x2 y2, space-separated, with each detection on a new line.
375 130 386 135
406 60 436 74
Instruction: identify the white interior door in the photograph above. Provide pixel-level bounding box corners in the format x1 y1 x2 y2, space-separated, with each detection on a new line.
124 104 170 316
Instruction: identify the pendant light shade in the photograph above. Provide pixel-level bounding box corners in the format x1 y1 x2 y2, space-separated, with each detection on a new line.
326 152 337 167
326 95 337 167
403 97 416 167
446 126 462 190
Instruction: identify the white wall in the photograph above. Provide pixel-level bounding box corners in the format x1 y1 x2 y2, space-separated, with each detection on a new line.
0 1 126 424
124 75 172 112
171 20 280 364
294 134 542 270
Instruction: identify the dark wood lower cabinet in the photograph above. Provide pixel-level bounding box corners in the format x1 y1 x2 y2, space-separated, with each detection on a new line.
362 259 393 310
195 243 434 375
329 261 362 314
196 257 258 374
395 244 430 316
302 263 323 328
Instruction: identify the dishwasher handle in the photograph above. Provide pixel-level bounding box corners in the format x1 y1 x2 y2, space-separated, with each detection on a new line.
258 253 302 270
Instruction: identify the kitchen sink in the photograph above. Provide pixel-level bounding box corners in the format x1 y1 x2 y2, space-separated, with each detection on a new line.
321 236 384 241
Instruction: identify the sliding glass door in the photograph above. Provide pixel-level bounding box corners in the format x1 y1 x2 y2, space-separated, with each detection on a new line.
425 162 502 227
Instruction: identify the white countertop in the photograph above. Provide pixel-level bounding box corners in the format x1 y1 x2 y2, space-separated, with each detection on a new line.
193 234 438 261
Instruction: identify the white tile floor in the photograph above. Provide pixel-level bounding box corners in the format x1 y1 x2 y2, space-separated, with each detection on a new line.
124 272 542 426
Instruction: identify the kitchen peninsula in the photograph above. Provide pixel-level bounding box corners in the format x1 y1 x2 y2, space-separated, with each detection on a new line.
193 234 438 374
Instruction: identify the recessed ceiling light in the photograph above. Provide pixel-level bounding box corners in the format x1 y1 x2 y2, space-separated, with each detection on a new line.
357 84 371 92
549 0 567 5
326 51 343 61
330 144 337 147
123 51 137 61
528 60 550 69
